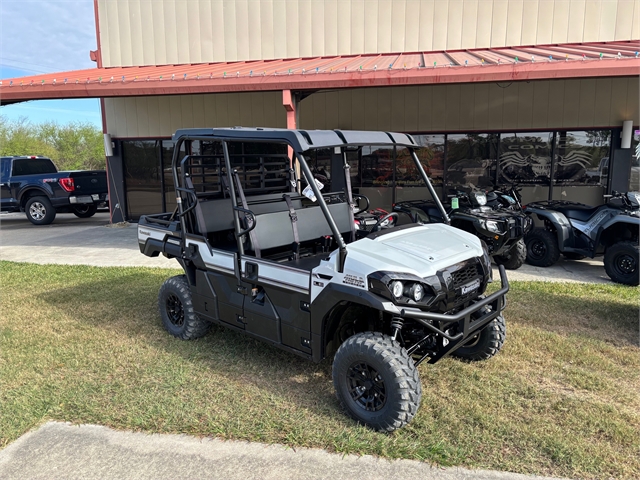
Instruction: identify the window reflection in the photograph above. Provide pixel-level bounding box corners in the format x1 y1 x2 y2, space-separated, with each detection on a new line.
123 140 162 220
632 131 640 192
499 132 553 185
446 134 497 189
554 131 611 186
398 135 444 186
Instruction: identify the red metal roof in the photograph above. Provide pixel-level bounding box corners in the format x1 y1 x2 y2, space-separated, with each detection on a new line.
1 41 638 105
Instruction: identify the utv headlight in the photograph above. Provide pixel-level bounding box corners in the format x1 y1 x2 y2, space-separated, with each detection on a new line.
410 283 425 302
485 220 501 233
472 192 487 206
391 281 404 298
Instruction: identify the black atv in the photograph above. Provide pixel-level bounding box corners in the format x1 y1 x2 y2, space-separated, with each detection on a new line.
523 191 640 286
394 188 533 270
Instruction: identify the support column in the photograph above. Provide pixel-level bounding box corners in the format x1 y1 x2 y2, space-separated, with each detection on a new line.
283 90 298 173
282 89 297 129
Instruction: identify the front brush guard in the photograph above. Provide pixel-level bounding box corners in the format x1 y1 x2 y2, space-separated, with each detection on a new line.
400 265 509 365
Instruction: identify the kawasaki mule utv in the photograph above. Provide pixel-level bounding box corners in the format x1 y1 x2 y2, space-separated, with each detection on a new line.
138 128 509 431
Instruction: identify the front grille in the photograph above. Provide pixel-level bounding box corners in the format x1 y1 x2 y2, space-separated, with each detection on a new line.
451 264 483 289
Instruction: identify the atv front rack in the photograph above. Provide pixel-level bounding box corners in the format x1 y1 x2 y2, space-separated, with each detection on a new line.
400 265 509 365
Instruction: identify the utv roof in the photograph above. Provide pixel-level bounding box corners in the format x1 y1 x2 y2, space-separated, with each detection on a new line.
172 127 417 151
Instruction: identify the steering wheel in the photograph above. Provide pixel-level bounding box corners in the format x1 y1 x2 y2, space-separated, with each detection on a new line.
370 212 399 232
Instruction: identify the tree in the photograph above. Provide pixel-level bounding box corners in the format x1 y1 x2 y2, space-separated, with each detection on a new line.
0 116 104 171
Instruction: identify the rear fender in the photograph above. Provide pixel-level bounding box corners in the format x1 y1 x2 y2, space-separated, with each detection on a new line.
18 186 52 206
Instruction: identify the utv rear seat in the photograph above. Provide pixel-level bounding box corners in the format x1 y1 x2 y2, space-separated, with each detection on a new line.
190 192 353 266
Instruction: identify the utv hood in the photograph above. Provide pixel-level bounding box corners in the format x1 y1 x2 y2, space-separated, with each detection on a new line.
345 224 484 275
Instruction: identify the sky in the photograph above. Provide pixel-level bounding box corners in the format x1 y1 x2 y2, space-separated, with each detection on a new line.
0 0 102 127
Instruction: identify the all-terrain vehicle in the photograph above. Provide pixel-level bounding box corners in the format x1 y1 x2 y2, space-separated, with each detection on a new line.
393 188 532 270
524 191 640 285
138 128 509 431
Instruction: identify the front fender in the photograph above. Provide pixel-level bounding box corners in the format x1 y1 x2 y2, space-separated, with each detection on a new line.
595 215 640 247
526 207 572 249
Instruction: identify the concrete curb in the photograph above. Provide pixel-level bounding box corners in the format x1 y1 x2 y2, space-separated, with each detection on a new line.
0 422 565 480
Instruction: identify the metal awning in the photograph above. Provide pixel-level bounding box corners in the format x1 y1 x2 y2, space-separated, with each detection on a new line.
1 40 638 105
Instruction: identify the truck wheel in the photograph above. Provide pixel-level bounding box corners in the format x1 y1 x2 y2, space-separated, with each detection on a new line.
158 275 211 339
332 332 421 432
604 241 639 286
563 252 586 260
72 204 98 218
25 196 56 225
494 239 526 270
452 315 506 362
525 228 560 267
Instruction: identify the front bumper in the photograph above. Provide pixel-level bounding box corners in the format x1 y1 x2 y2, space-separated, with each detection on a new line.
399 264 509 364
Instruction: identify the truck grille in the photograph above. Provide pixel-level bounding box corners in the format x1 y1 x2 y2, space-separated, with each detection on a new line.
451 264 483 289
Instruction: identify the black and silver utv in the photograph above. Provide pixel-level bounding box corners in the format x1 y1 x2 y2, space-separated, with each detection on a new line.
138 128 509 431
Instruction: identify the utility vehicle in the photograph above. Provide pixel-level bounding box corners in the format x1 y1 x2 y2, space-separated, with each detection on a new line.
524 191 640 285
138 128 509 431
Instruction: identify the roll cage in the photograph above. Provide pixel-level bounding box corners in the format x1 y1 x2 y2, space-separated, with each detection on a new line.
169 128 450 273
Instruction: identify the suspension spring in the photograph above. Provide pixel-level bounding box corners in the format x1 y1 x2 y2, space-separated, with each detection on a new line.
390 317 404 341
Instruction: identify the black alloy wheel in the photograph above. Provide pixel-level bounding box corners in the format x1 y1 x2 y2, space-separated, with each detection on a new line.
347 362 387 412
165 293 185 327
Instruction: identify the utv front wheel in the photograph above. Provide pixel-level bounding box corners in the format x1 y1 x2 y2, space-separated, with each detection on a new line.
494 239 526 270
604 241 639 286
525 228 560 267
332 332 421 432
158 275 211 339
452 315 506 362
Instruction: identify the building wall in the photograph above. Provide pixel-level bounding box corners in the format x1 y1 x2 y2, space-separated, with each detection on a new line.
299 76 639 132
104 91 287 137
97 0 640 68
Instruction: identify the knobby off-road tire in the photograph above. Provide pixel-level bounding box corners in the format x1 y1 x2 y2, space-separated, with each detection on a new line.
494 239 526 270
158 275 211 339
332 332 421 432
25 196 56 225
604 241 640 286
525 228 560 267
72 204 98 218
452 315 506 362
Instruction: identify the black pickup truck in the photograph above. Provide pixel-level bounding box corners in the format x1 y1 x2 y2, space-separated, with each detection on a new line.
0 156 108 225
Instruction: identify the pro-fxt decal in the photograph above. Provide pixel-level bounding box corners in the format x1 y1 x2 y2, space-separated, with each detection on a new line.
343 274 365 288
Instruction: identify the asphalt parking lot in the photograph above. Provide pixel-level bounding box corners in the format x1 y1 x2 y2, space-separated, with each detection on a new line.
0 210 612 283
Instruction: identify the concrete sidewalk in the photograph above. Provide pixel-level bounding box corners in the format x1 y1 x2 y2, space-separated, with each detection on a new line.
0 211 613 283
0 422 563 480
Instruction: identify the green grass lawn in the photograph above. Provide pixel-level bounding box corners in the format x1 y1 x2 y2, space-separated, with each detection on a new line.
1 261 638 479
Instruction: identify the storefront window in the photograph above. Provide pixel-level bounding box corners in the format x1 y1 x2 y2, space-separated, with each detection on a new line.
360 146 394 187
553 131 611 186
397 135 444 186
123 140 162 220
499 132 553 185
446 134 497 189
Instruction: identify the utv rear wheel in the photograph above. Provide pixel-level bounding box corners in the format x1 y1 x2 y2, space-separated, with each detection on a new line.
332 332 421 432
452 315 506 362
158 275 211 339
72 204 98 218
604 241 639 286
494 239 526 270
525 228 560 267
25 196 56 225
